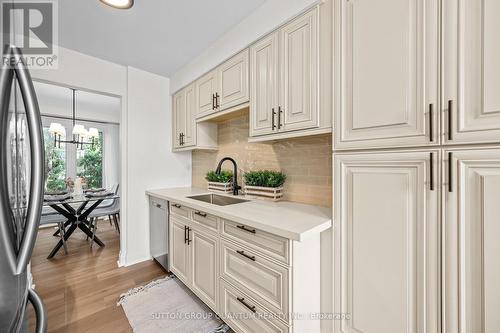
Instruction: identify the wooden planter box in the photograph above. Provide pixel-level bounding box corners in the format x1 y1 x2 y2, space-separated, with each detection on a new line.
244 185 284 201
207 181 233 194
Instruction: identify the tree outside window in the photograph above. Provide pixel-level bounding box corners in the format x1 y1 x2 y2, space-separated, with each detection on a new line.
43 127 66 192
77 132 103 189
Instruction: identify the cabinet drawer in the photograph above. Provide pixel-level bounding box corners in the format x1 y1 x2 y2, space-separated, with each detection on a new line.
220 240 289 320
192 209 219 232
220 279 290 333
170 202 191 219
222 219 289 264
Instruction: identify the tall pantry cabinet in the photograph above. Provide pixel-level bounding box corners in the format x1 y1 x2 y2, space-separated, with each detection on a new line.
333 0 500 333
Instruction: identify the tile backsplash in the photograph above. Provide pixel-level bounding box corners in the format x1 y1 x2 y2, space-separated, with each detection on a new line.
192 114 332 207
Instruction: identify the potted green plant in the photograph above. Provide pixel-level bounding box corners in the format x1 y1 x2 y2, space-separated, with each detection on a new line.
205 170 234 193
243 170 286 201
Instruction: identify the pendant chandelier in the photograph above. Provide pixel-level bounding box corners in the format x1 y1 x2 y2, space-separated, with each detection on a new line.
48 89 99 149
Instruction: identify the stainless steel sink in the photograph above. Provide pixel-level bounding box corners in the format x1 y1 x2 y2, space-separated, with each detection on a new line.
187 194 248 206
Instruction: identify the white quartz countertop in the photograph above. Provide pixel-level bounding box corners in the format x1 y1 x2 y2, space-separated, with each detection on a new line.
146 187 332 241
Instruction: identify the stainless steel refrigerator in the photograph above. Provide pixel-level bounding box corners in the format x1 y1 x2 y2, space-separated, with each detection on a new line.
0 45 48 332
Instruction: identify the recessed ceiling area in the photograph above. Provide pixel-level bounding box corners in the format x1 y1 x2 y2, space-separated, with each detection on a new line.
57 0 267 77
35 81 121 123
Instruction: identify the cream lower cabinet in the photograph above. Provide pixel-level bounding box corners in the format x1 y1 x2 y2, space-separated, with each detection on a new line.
443 148 500 333
334 151 440 333
168 204 323 333
190 228 218 311
170 217 190 284
169 215 218 312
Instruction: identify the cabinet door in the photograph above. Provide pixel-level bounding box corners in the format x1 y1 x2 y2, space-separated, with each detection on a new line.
172 90 185 149
183 83 196 147
334 151 439 333
444 148 500 333
218 49 249 111
196 69 217 118
442 0 500 145
334 0 439 150
190 229 218 311
170 218 189 284
250 32 279 137
279 7 319 132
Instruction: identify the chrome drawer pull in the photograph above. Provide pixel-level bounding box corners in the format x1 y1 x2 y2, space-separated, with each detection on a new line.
237 297 256 313
194 211 207 218
236 250 256 261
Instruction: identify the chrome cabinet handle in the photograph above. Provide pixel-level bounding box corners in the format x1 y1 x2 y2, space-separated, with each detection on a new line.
0 46 44 275
212 93 216 110
237 297 256 313
184 225 188 244
28 289 48 333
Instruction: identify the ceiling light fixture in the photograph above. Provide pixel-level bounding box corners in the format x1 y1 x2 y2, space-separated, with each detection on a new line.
99 0 134 9
49 89 100 150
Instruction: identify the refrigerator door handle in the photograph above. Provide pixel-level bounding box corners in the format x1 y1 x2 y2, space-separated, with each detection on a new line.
0 45 18 273
0 46 45 275
11 47 45 275
27 289 48 333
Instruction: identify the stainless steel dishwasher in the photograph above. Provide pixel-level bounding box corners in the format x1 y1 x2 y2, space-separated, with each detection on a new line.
149 197 169 271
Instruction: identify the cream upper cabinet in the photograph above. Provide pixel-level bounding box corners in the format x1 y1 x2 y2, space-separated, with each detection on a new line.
334 0 439 150
250 6 324 139
172 90 185 149
444 148 500 333
172 84 197 149
190 229 218 311
334 150 440 333
196 51 250 119
218 49 249 111
250 32 279 136
183 83 196 147
196 69 218 118
279 8 318 132
169 217 190 285
442 0 500 145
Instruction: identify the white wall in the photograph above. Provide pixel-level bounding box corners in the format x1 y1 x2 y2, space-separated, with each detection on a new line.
170 0 319 93
31 46 192 266
125 67 192 265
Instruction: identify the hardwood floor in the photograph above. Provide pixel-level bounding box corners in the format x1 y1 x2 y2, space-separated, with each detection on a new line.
30 219 166 333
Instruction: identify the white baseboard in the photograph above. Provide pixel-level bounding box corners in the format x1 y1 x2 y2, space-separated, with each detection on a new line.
119 255 152 267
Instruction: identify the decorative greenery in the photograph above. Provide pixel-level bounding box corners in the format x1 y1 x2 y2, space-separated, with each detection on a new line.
205 170 233 183
77 133 103 189
243 170 286 188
